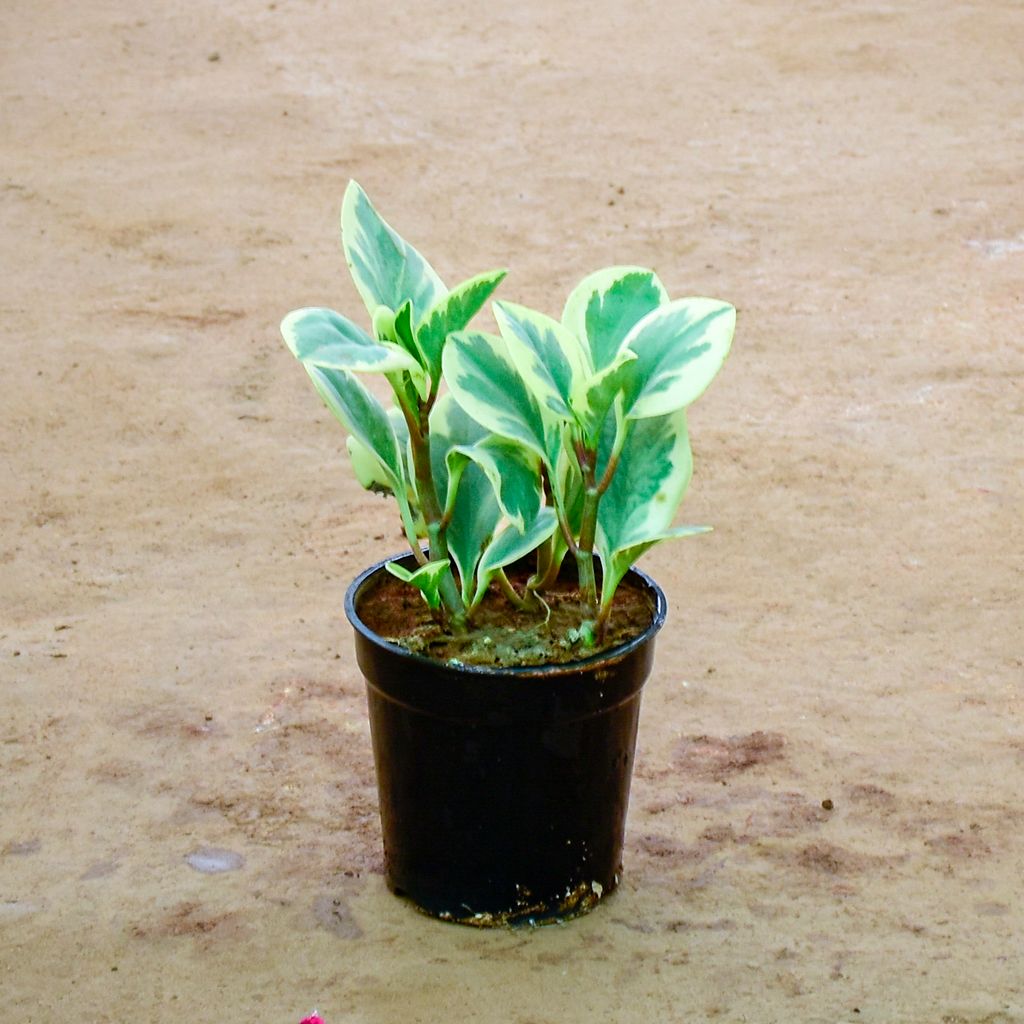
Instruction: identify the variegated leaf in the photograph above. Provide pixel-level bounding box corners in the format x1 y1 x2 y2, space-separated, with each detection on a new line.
371 304 396 342
570 347 637 445
492 300 589 423
452 435 542 533
305 365 403 486
429 394 501 604
472 508 558 608
338 395 423 550
442 330 554 465
553 427 586 535
385 558 452 610
621 298 736 419
346 435 393 495
416 269 507 383
562 266 668 372
391 300 426 364
599 525 711 615
341 180 446 321
282 307 420 376
596 408 693 559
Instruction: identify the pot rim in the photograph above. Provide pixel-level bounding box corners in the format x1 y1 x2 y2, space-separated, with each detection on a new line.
344 551 668 680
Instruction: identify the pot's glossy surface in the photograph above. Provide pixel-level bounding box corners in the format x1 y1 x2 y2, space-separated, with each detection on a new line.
345 555 667 926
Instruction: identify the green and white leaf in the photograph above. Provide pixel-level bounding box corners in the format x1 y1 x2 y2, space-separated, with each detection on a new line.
304 365 403 486
341 180 446 321
429 394 501 604
384 558 452 611
341 400 423 550
570 347 637 445
597 408 693 548
493 300 589 423
452 435 541 533
562 266 668 372
621 297 736 419
595 407 697 604
346 435 393 494
416 269 507 384
391 300 427 366
371 304 396 343
471 508 558 608
442 330 554 465
599 525 711 616
282 307 421 376
551 425 586 536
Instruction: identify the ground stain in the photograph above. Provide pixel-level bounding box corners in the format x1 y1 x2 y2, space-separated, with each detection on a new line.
673 732 786 781
184 847 245 873
313 893 363 939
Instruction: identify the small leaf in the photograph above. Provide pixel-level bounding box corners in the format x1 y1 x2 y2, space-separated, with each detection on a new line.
562 266 668 372
341 181 446 321
392 300 426 364
385 558 452 610
416 269 507 383
371 305 396 342
621 298 736 419
570 347 637 445
443 330 554 465
346 435 394 495
472 509 558 608
282 307 421 376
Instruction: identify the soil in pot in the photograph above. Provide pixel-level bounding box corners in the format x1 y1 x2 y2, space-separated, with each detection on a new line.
357 562 656 668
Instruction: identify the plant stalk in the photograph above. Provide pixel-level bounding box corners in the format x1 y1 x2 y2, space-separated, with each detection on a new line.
398 393 467 631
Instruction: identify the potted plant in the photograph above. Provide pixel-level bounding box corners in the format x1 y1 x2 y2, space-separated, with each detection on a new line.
280 182 735 925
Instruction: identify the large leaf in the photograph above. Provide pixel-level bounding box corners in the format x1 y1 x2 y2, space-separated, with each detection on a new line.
594 406 710 611
452 434 542 533
492 300 589 422
416 269 507 383
562 266 668 372
442 330 554 465
429 395 500 603
304 365 402 486
472 509 559 608
599 525 711 615
281 307 421 376
620 297 736 419
596 408 694 558
341 180 446 321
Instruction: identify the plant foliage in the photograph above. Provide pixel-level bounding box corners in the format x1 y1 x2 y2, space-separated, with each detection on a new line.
281 182 735 644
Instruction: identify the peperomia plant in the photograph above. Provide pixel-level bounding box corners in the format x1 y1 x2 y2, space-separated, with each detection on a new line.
281 182 735 646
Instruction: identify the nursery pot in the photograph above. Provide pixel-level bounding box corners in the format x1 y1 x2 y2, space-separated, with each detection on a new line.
345 554 667 926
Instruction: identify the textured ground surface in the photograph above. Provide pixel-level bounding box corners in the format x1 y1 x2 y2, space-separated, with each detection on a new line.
2 1 1022 1021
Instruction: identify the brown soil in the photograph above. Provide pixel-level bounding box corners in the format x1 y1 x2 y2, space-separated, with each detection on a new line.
3 2 1022 1021
357 564 655 667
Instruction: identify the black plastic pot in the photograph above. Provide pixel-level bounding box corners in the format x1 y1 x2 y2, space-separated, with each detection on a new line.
345 554 667 926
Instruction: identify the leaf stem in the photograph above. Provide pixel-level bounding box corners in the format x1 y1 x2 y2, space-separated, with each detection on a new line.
574 438 600 614
394 384 467 631
495 569 532 611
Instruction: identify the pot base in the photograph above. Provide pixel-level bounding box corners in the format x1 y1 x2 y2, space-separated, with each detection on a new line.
399 875 615 928
348 555 667 928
